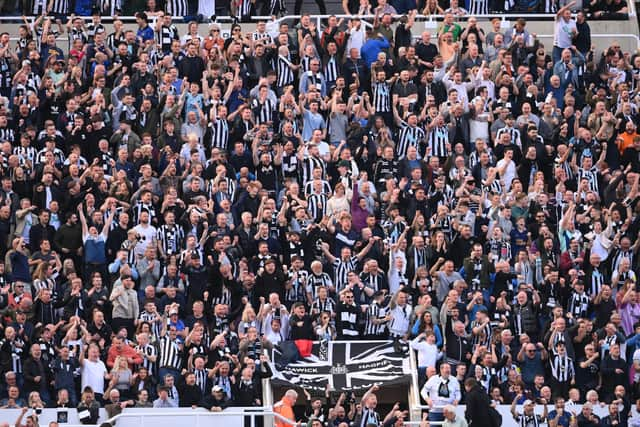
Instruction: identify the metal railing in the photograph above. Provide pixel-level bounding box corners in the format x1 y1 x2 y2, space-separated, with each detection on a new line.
102 408 297 427
534 33 640 49
0 8 635 26
8 29 638 51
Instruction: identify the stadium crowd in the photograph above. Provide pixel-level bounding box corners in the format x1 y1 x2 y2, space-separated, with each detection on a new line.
0 0 637 425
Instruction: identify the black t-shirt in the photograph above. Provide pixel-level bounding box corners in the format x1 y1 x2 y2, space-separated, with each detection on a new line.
395 24 413 51
610 0 627 12
575 356 599 391
415 42 438 64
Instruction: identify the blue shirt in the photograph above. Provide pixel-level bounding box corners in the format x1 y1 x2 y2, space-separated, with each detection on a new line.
84 236 107 264
10 251 30 282
137 25 155 42
361 37 390 67
227 88 249 114
548 410 571 427
302 109 326 141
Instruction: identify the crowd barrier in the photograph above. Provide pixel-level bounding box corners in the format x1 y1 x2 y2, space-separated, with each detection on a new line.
0 403 637 426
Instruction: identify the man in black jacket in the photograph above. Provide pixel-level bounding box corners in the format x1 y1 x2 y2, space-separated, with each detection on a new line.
200 385 230 412
179 372 203 407
464 378 500 427
600 343 629 402
23 343 50 403
232 366 261 406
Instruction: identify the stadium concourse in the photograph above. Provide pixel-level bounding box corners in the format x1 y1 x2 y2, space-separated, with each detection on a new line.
0 0 639 425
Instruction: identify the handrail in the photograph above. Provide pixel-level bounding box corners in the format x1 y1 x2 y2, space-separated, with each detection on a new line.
0 11 615 24
0 8 633 22
408 342 423 415
534 33 640 49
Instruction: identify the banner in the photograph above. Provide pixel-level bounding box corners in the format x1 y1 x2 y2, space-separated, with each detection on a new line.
271 341 411 392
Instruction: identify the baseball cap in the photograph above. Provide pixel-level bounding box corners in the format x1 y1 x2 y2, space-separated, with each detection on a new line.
212 386 224 393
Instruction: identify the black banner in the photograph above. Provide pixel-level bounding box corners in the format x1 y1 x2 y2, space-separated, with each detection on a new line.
271 341 411 392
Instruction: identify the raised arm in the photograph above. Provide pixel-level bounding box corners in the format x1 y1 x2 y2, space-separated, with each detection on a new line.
321 242 337 264
102 205 116 237
556 1 576 18
77 203 88 237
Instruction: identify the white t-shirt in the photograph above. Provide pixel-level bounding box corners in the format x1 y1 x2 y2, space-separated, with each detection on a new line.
410 338 441 368
633 348 640 382
554 18 576 48
81 359 107 394
133 224 157 257
496 158 516 191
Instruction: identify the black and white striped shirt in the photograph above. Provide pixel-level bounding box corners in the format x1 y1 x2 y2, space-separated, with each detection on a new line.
236 0 252 17
307 193 327 222
588 268 604 297
515 414 542 427
252 32 272 43
0 127 15 144
567 292 589 320
97 0 121 15
193 368 210 395
166 0 188 16
106 32 126 52
427 126 449 158
281 153 300 180
49 0 69 14
31 0 47 14
300 56 314 74
0 338 24 373
332 256 358 293
209 118 229 151
550 353 574 382
13 145 37 173
69 28 87 45
611 249 634 275
324 55 339 84
86 23 106 42
132 202 157 225
157 224 185 257
471 319 492 350
138 310 162 339
358 408 381 427
276 56 295 87
577 166 599 193
311 297 336 316
158 24 179 53
158 334 183 370
252 98 276 125
301 156 326 186
364 301 387 336
306 273 333 299
285 269 309 305
304 180 331 196
372 82 391 113
496 126 521 147
134 343 157 376
396 121 425 159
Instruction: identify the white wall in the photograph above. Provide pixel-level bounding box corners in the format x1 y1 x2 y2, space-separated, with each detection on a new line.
0 404 637 427
451 402 640 427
